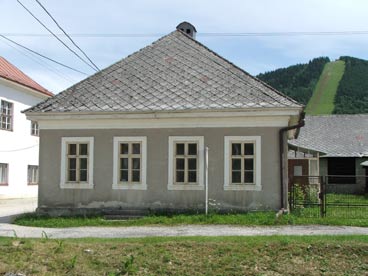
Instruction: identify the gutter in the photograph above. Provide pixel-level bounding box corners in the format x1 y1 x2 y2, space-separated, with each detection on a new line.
279 111 305 210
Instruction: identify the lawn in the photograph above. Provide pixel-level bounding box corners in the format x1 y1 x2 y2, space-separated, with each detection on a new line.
305 60 345 115
0 236 367 275
14 210 368 228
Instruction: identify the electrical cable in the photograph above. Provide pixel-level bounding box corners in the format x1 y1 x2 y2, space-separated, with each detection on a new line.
17 0 98 72
34 0 100 71
0 35 89 75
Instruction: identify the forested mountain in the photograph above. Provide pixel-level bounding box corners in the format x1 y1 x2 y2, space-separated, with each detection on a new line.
257 57 330 105
257 56 368 114
334 57 368 114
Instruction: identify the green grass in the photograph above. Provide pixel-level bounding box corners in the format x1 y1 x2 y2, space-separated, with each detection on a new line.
306 60 345 114
0 235 367 275
14 209 368 228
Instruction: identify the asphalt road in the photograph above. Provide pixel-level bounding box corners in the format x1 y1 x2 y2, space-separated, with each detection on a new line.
0 224 367 239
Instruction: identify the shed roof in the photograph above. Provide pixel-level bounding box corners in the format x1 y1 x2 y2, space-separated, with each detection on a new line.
25 29 301 114
289 115 368 157
0 56 53 97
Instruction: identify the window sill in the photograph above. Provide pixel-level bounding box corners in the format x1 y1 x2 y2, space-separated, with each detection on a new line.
112 183 147 190
27 183 38 186
224 184 262 191
60 182 94 189
168 184 204 190
0 183 9 186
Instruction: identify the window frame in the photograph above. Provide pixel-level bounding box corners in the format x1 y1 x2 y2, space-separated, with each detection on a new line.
168 136 204 190
224 136 262 191
0 163 9 186
113 136 147 190
30 121 39 136
60 137 94 189
27 165 39 185
0 100 13 131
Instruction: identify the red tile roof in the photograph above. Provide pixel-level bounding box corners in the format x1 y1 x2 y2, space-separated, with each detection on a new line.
0 56 53 96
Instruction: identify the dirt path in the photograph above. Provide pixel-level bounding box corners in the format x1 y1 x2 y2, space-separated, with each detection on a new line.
0 224 367 239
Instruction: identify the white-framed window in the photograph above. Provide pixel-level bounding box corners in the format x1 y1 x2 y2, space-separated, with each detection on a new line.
0 163 8 185
113 137 147 190
31 121 39 136
0 100 13 131
168 136 204 190
60 137 94 189
224 136 261 191
28 165 39 185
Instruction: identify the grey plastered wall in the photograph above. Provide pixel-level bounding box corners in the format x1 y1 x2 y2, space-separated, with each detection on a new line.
38 127 283 212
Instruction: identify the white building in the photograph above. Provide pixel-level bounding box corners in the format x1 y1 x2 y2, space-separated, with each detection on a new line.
0 57 52 198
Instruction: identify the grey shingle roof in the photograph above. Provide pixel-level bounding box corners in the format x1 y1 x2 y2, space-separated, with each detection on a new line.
289 115 368 157
25 30 301 113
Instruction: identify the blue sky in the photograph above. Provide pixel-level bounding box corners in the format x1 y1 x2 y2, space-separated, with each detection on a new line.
1 0 368 93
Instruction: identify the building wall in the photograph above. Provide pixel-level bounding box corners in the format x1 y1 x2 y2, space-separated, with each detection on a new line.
38 127 283 212
0 80 46 198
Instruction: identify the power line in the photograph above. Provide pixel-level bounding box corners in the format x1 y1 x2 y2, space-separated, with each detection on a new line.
0 37 76 83
16 0 98 72
0 35 89 75
34 0 100 71
2 30 368 38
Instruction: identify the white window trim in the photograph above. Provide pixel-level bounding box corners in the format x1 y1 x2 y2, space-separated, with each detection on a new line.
60 137 94 189
224 136 262 191
113 136 147 190
168 136 204 190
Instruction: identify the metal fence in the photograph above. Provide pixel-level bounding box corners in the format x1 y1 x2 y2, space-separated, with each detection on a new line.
289 175 368 218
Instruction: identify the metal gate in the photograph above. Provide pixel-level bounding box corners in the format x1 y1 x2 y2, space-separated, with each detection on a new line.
289 175 368 218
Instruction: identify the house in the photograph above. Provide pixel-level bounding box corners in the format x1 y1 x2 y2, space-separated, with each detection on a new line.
25 22 303 215
0 56 53 198
289 115 368 194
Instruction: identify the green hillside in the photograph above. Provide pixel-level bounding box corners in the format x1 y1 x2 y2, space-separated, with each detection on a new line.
257 57 330 105
305 60 345 115
257 56 368 114
334 56 368 114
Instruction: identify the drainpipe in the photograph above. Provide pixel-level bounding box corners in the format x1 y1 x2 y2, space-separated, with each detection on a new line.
205 146 209 215
279 112 305 210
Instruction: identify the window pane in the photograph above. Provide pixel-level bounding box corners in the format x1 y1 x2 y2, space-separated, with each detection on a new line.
188 143 197 155
132 143 140 154
188 158 197 170
232 158 241 170
176 143 185 155
176 171 184 182
120 170 128 182
188 171 197 183
132 170 140 182
120 158 128 170
68 158 76 170
176 158 185 170
244 158 254 170
244 143 254 155
244 171 254 183
231 171 241 183
232 143 241 155
80 170 88 182
120 143 129 154
132 158 140 169
68 170 76 181
80 158 88 170
68 144 76 155
79 144 88 155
